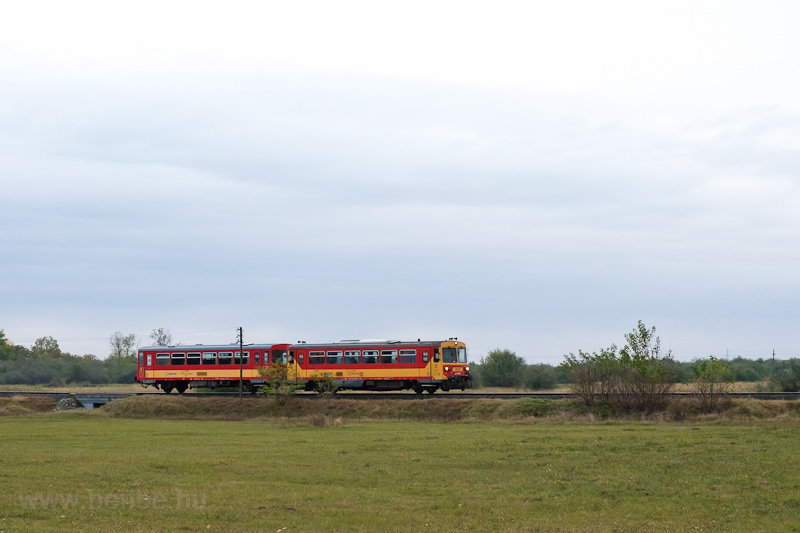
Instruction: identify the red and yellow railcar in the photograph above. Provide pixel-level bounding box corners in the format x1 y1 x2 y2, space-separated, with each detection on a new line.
137 343 291 393
287 338 470 394
138 338 470 394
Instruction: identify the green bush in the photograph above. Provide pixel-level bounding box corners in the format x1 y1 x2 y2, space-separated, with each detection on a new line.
560 321 678 413
769 360 800 392
479 349 526 388
524 364 558 390
691 356 734 412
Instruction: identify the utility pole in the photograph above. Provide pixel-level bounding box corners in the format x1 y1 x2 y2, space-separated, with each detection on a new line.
773 349 775 362
238 327 244 400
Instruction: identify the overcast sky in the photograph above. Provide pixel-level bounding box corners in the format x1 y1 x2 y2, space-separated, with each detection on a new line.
1 1 798 363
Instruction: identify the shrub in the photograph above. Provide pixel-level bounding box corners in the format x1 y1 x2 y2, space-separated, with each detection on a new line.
258 363 301 406
769 360 800 392
559 345 618 406
691 356 734 412
560 322 677 413
46 376 67 388
316 373 339 397
480 349 526 388
524 364 558 390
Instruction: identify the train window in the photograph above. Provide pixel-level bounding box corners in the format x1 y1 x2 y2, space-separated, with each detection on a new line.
156 353 170 366
234 351 249 365
138 352 143 366
326 351 343 364
443 348 457 363
202 352 217 365
308 351 325 365
255 352 260 365
172 352 185 365
458 347 467 363
219 352 233 365
299 353 304 364
344 350 360 364
399 349 416 364
272 350 287 364
363 350 378 364
380 350 398 364
288 351 295 364
422 351 429 363
433 348 440 363
187 352 201 365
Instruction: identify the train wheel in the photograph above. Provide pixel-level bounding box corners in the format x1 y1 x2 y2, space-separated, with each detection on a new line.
163 385 173 394
426 387 437 394
176 384 188 394
414 387 424 395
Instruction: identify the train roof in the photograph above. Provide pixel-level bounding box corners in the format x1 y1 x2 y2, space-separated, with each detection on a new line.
138 343 283 351
290 339 458 349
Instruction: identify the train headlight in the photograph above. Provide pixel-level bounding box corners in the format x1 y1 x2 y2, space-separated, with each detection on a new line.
444 366 449 371
465 366 470 372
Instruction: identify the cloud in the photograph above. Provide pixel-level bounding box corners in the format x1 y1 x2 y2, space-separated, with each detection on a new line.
1 29 800 361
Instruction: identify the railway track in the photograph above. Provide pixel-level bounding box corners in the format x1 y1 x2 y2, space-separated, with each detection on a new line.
4 390 800 401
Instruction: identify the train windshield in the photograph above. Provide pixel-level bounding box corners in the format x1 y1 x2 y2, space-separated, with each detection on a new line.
458 348 467 363
442 348 457 363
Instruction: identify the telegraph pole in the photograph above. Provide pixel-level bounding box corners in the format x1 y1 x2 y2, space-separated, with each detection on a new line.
238 327 244 400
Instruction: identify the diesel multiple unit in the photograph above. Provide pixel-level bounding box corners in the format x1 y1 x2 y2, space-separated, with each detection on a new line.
137 338 470 394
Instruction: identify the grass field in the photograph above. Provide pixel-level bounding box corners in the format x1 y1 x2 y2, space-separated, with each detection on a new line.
2 412 800 532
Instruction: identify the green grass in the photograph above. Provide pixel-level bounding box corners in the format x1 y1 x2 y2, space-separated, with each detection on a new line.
2 414 800 531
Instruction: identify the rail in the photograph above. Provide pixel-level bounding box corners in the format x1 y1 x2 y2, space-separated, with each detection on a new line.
3 390 800 405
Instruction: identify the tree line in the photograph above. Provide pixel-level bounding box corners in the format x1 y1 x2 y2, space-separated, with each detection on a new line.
1 325 798 395
471 321 800 404
0 328 171 386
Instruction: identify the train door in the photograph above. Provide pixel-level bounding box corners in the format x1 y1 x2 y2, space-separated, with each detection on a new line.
420 348 431 382
294 349 306 382
431 347 442 382
146 352 153 382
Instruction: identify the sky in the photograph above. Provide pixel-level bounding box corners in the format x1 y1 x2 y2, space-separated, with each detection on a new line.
1 1 799 363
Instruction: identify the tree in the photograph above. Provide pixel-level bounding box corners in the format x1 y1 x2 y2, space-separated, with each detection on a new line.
258 362 300 405
691 356 734 412
149 328 173 346
617 321 677 413
31 336 62 359
109 332 137 361
769 360 800 392
479 349 527 388
0 330 14 361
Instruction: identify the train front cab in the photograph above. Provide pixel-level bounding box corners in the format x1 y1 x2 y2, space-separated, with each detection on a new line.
432 340 470 392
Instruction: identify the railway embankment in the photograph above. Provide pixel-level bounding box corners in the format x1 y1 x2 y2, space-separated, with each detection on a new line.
80 394 800 423
5 393 800 423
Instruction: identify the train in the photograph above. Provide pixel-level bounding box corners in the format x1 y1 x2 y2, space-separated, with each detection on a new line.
137 338 470 394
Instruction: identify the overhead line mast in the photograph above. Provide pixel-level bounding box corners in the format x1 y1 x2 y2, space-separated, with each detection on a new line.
238 327 244 400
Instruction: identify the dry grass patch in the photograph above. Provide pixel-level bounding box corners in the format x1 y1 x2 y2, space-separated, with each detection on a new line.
0 396 57 416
